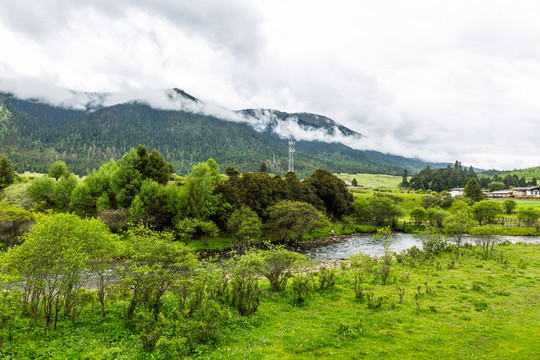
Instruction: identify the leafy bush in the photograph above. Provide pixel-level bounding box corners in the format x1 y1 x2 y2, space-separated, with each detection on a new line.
290 274 311 303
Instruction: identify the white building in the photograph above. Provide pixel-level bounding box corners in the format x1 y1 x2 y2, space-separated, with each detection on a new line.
512 187 540 198
448 188 464 197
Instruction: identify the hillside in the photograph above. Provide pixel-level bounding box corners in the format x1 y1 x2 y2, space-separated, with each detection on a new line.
479 166 540 181
0 90 447 176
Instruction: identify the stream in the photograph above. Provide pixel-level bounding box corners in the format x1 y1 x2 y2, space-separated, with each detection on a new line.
293 233 540 261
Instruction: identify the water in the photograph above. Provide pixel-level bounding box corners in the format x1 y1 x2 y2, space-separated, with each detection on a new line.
293 233 540 261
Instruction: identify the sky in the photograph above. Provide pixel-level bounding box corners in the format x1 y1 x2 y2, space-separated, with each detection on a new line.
0 0 539 170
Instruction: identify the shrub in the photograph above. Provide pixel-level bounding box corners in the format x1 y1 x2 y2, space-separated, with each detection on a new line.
312 267 338 291
291 274 311 303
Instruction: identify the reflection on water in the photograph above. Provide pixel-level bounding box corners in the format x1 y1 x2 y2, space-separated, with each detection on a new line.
293 233 540 261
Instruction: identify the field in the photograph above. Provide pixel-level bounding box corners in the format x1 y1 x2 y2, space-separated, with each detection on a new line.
493 199 540 208
2 243 538 359
335 173 403 188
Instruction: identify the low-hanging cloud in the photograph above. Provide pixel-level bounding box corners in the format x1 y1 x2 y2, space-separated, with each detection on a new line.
0 78 368 150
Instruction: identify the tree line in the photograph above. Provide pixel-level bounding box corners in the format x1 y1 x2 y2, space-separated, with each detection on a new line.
0 145 355 250
404 161 537 192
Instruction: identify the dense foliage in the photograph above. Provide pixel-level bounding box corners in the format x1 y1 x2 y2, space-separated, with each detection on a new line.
407 161 533 192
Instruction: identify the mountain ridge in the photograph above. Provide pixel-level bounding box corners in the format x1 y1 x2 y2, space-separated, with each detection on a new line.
0 88 449 176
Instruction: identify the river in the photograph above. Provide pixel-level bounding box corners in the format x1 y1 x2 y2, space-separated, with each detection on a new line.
293 233 540 261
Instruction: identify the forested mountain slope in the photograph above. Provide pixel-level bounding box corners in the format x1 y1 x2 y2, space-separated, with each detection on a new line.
0 90 447 176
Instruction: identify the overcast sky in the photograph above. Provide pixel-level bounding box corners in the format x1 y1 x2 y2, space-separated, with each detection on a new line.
1 0 539 170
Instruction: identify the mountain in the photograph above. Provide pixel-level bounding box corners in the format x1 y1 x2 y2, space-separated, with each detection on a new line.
0 88 448 177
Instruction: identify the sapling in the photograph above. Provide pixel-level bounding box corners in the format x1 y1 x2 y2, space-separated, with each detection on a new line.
396 286 405 304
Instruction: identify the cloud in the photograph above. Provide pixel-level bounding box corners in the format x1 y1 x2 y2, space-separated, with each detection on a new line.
0 0 263 59
1 1 540 170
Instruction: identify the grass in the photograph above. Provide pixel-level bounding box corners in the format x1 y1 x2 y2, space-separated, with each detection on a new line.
351 189 425 213
335 173 403 188
2 243 538 359
205 243 540 359
493 199 540 208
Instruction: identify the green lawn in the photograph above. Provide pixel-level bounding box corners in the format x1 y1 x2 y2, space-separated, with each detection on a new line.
335 173 403 188
493 198 540 208
206 243 540 359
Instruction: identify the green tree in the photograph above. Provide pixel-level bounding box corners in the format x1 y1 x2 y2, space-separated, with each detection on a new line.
1 214 114 331
0 202 34 249
240 245 308 292
517 207 540 227
266 200 327 241
121 224 197 322
53 173 78 211
205 158 221 185
110 149 143 208
175 218 219 241
351 178 358 187
0 155 16 191
502 199 517 214
400 169 409 188
369 196 405 226
472 200 502 225
409 207 427 226
443 210 476 247
305 169 353 219
488 181 505 192
227 205 262 244
1 183 35 210
259 162 268 173
351 197 372 223
48 161 70 180
146 148 171 185
69 183 95 216
449 200 471 213
129 179 170 229
27 176 56 208
426 208 449 228
470 225 501 259
464 178 483 203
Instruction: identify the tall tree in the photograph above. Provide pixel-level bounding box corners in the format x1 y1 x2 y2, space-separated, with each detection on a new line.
400 169 409 188
0 155 16 191
110 149 143 208
305 169 353 219
464 178 483 202
146 148 170 184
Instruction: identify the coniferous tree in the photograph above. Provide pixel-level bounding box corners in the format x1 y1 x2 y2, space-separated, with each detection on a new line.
464 178 483 203
0 155 16 191
400 169 409 188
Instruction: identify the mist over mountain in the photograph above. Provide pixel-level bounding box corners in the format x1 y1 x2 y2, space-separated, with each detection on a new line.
0 87 448 176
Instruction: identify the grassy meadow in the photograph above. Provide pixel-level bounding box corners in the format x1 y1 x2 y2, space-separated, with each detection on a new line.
2 242 538 359
335 173 403 188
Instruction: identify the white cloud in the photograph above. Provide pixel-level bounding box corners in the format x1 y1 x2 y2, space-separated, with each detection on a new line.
1 0 540 170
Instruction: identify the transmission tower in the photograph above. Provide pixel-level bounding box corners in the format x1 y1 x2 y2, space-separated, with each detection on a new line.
288 140 295 172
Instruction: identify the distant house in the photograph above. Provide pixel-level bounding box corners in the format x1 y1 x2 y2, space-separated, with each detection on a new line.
449 188 464 197
512 187 540 198
487 190 513 198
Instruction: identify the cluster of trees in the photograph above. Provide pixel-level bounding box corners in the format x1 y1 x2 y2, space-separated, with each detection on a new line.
0 146 354 249
404 161 476 191
351 188 539 231
0 212 341 356
405 161 537 192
